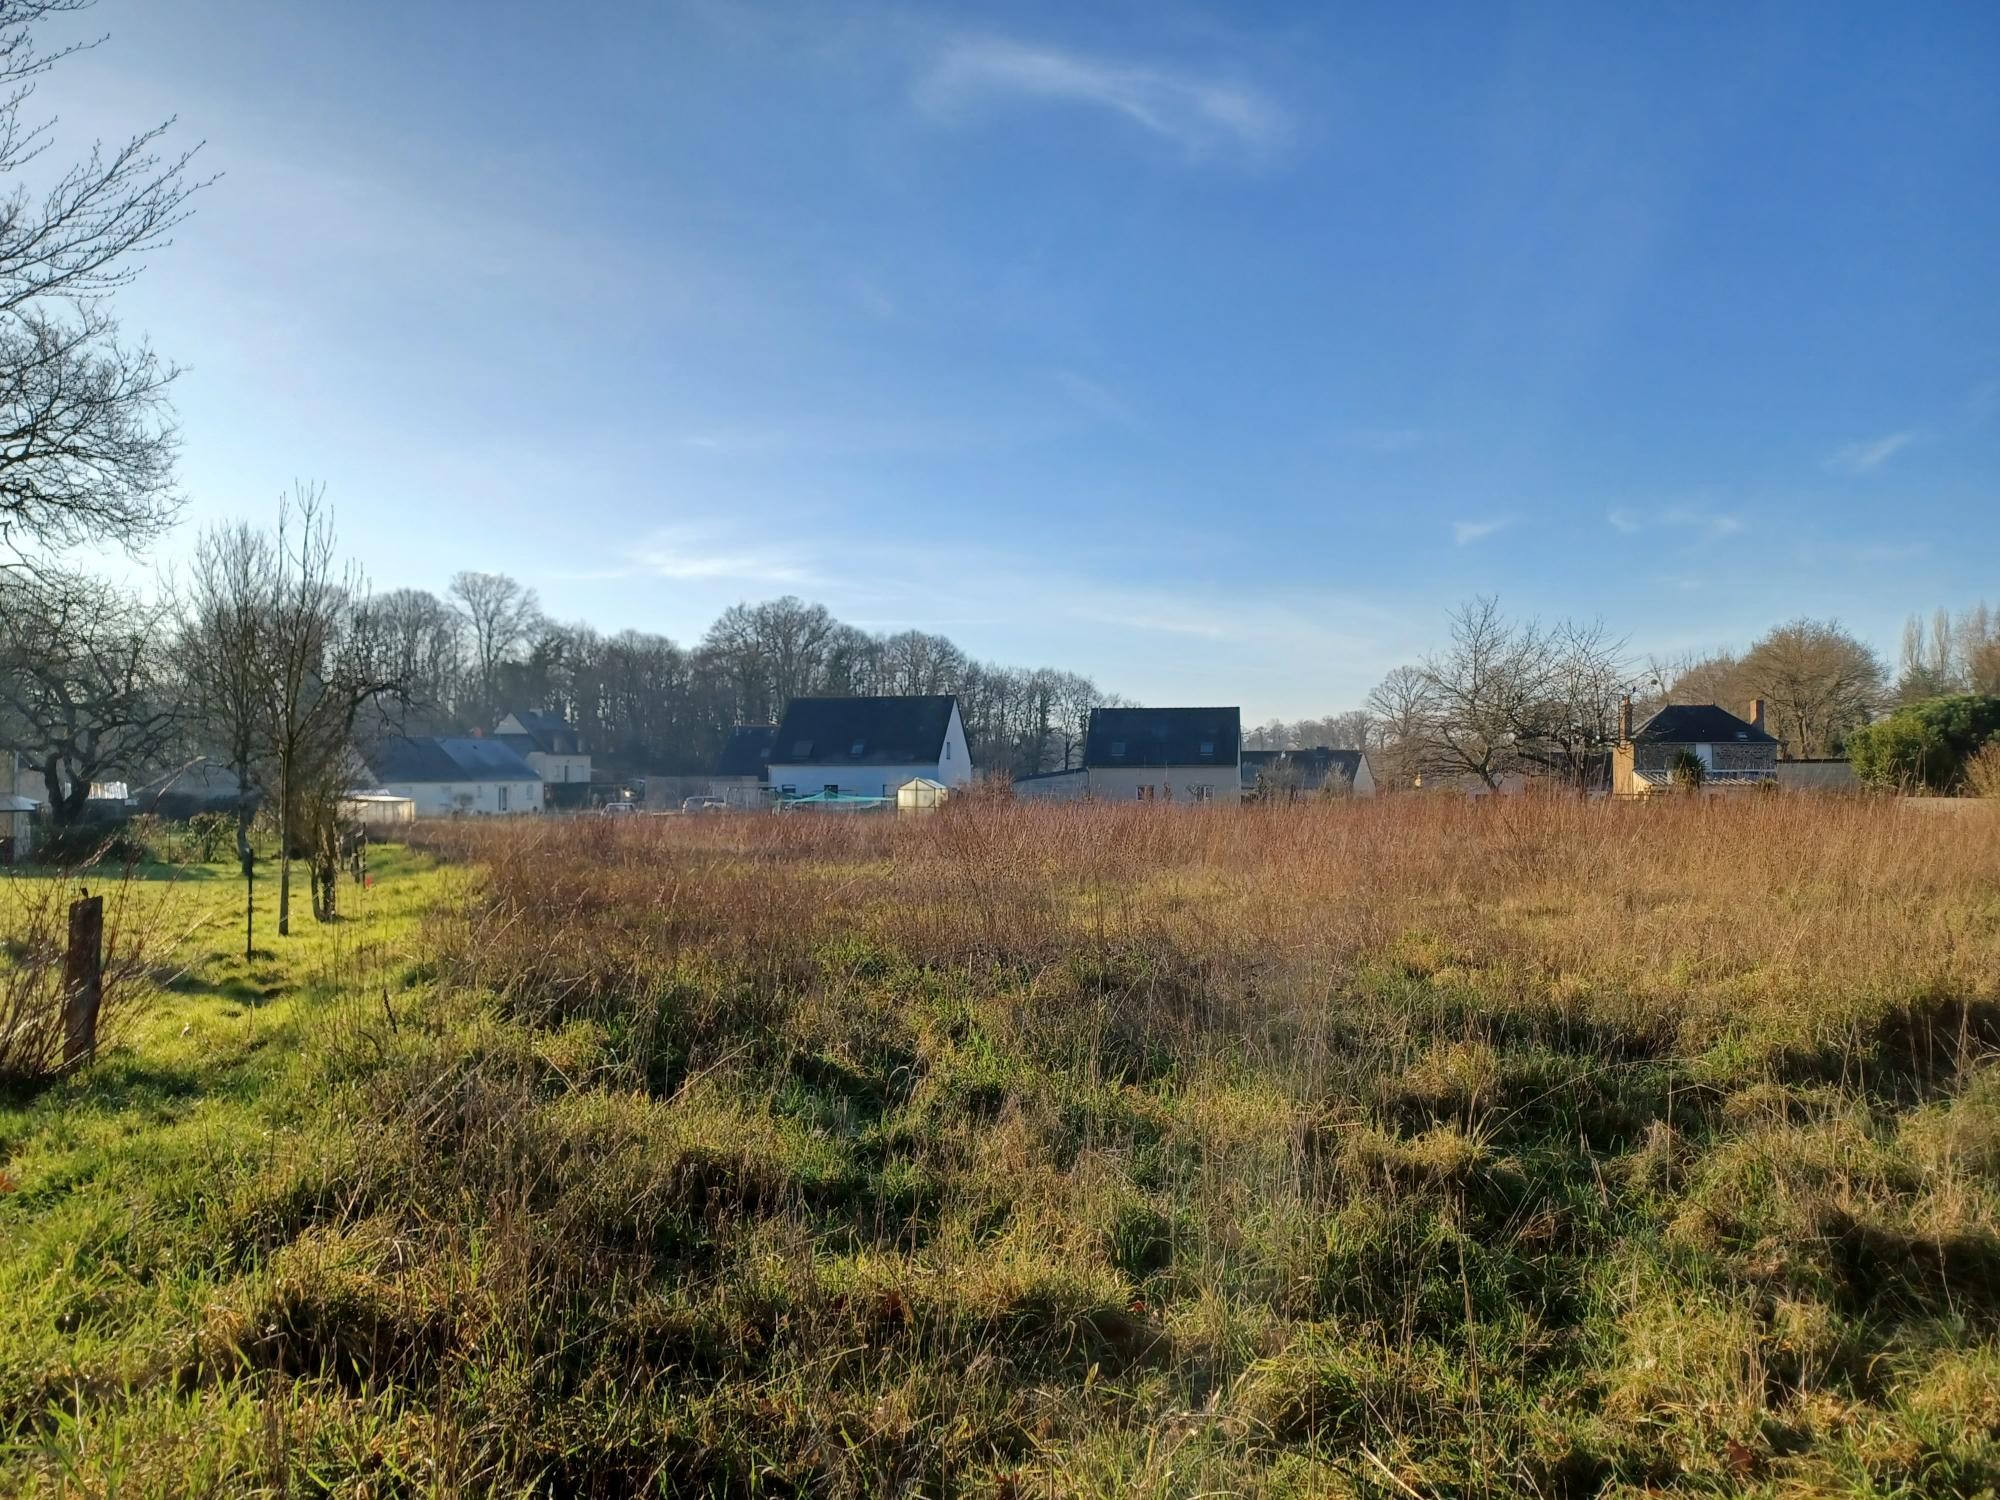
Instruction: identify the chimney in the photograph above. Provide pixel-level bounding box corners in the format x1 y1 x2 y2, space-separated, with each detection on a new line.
1618 694 1633 744
1749 698 1766 733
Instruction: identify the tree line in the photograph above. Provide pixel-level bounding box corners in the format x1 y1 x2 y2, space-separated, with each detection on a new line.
1253 599 1994 794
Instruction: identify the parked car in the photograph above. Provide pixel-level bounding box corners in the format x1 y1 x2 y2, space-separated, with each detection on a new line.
682 796 728 814
601 801 638 817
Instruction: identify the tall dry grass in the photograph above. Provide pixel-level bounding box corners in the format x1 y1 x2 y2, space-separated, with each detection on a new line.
70 794 1989 1496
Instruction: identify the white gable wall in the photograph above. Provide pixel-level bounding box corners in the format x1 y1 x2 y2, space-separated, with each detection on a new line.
767 703 972 800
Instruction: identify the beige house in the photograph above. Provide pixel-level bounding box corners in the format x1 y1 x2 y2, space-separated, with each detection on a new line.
1016 707 1241 803
1612 698 1779 796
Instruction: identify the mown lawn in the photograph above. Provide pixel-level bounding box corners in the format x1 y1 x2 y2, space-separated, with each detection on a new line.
2 800 1998 1498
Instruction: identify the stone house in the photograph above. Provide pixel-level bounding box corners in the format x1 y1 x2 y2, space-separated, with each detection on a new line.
1612 698 1779 795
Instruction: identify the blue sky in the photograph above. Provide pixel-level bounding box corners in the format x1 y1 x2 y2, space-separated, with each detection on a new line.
40 1 2000 716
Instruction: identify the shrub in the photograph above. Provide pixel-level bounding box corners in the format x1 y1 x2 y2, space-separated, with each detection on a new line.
1848 693 2000 792
0 871 161 1084
1669 748 1706 791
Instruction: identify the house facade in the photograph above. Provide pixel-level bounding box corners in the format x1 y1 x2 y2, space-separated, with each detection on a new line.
1241 747 1377 799
1069 706 1242 802
764 695 972 801
1613 698 1779 795
495 710 592 798
358 736 546 816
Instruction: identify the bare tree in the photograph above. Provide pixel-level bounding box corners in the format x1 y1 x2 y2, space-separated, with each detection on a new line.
1370 600 1625 791
449 570 538 726
1364 665 1432 790
1737 618 1885 758
267 488 402 935
0 566 176 826
0 1 205 559
181 521 275 958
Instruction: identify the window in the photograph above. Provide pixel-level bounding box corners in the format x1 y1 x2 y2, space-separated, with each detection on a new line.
1136 785 1153 801
1199 741 1215 758
825 783 840 797
792 740 813 759
1110 740 1126 758
944 741 951 760
850 740 866 757
780 784 797 797
1190 784 1212 802
497 784 509 812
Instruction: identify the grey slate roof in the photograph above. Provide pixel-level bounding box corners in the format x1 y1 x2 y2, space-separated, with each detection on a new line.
715 724 777 780
365 736 541 783
1633 704 1777 745
769 696 959 767
498 709 581 755
1085 707 1240 769
1240 747 1365 788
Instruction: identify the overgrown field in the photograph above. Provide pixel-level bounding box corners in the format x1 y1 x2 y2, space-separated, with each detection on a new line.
4 797 2000 1496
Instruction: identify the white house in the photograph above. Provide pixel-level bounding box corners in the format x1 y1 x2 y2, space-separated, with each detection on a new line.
1017 707 1242 803
356 736 545 816
494 710 592 797
765 695 972 801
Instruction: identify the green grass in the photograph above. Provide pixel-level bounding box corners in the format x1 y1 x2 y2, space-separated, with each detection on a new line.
3 800 1999 1497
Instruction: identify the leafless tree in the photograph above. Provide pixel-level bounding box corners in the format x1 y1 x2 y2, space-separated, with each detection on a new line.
0 1 205 560
1736 618 1885 758
267 488 403 934
1364 665 1432 790
366 587 466 731
180 519 275 958
1369 599 1626 791
0 566 176 825
449 570 539 726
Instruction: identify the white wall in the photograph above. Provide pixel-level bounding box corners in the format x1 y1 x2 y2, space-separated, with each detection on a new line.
1352 756 1378 797
1086 763 1242 803
373 779 545 816
768 761 954 799
526 750 591 785
767 703 974 799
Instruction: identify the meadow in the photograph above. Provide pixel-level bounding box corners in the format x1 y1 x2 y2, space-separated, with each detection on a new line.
2 794 1998 1497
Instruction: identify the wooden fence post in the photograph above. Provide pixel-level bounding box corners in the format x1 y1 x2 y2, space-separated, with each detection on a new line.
62 893 104 1070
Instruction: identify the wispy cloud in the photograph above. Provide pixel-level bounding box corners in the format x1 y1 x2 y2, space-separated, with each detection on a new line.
1825 430 1919 475
915 36 1287 160
1607 504 1743 540
613 525 819 587
1451 517 1510 546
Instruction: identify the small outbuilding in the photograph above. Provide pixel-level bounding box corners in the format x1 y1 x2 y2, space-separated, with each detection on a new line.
340 791 418 826
895 776 950 812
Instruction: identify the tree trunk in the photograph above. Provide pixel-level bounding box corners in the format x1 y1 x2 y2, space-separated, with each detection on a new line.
43 755 90 827
277 765 291 937
236 773 256 962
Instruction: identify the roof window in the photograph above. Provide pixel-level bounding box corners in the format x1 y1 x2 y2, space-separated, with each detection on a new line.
850 739 866 757
792 740 813 758
1199 740 1215 757
1109 740 1126 758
